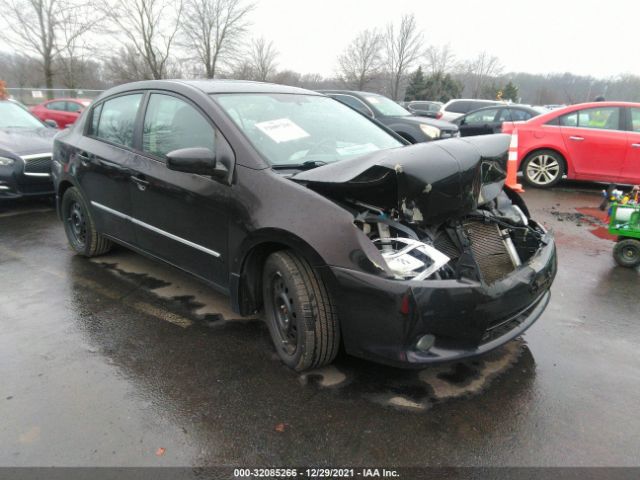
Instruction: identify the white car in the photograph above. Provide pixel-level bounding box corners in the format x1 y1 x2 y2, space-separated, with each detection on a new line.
438 99 504 122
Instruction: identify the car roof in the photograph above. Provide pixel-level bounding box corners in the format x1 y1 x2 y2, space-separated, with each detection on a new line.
110 79 320 96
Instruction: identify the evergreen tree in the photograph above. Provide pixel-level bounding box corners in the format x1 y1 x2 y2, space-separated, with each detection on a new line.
404 67 426 101
502 81 519 102
422 72 462 102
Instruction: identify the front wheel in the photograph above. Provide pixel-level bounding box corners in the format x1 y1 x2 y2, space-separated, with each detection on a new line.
262 250 339 372
613 238 640 268
61 187 112 257
522 150 565 188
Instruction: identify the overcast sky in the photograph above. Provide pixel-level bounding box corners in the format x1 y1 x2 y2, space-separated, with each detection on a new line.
250 0 636 78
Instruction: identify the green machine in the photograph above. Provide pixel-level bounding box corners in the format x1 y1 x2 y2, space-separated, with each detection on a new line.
609 203 640 268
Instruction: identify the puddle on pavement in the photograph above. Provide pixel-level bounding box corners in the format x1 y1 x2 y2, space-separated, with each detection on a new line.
300 339 527 412
547 205 616 241
88 247 529 413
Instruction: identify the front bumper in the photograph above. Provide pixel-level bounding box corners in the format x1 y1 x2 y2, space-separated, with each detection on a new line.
0 157 54 199
328 235 556 368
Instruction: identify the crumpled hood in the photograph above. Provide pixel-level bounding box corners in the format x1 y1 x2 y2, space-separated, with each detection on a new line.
0 127 57 156
291 134 511 225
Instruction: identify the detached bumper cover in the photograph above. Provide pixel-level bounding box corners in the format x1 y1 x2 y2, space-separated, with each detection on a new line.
329 236 556 368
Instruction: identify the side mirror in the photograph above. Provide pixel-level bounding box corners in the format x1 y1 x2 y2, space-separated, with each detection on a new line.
166 147 229 180
44 119 58 128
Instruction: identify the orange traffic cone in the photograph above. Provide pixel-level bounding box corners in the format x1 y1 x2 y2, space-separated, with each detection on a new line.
506 129 524 192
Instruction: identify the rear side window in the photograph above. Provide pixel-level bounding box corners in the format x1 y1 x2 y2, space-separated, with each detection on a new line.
142 94 215 159
47 101 66 111
66 101 83 113
446 101 469 113
509 109 534 121
630 108 640 132
94 94 143 148
560 107 620 130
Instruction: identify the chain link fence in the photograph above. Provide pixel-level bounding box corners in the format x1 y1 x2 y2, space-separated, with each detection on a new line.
6 88 105 106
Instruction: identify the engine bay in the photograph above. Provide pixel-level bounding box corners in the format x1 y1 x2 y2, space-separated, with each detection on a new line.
351 191 549 284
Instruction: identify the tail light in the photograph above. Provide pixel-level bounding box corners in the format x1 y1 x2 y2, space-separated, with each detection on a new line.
436 112 443 119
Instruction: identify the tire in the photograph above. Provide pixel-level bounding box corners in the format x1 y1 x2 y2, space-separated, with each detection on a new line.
613 238 640 268
61 187 112 257
521 149 565 188
262 250 339 372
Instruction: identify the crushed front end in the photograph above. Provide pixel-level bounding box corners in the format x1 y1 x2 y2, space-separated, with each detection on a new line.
294 134 556 367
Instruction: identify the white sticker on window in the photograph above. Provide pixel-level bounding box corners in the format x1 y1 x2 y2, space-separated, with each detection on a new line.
365 96 380 104
255 118 310 143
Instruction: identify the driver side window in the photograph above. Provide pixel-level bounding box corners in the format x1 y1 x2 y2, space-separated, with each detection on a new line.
143 94 216 160
465 108 499 124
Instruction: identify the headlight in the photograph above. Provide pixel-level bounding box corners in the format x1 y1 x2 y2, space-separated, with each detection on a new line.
0 156 15 166
419 124 441 139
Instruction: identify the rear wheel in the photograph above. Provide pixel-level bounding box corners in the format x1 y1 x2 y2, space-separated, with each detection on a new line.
262 250 339 372
61 187 112 257
522 150 565 188
613 238 640 268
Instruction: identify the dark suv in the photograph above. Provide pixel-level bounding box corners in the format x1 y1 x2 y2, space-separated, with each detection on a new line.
320 90 459 143
53 80 556 372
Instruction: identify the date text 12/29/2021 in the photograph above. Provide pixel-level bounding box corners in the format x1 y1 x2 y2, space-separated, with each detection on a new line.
233 468 400 478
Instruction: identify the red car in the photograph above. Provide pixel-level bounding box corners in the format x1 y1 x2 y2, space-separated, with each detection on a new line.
502 101 640 188
30 98 91 129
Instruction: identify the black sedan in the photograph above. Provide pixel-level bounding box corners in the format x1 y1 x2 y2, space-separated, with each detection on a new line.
0 100 57 199
453 105 546 137
404 100 442 118
52 80 556 371
320 90 459 143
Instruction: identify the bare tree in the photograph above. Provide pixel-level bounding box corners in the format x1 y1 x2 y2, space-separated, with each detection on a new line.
0 0 98 93
462 51 503 98
104 0 183 80
181 0 254 79
337 29 382 90
248 37 278 82
102 45 155 84
425 44 457 75
384 14 423 100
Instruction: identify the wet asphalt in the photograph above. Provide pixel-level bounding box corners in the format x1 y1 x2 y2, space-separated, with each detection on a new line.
0 185 639 468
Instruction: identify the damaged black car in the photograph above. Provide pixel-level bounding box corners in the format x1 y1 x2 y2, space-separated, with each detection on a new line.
52 80 556 371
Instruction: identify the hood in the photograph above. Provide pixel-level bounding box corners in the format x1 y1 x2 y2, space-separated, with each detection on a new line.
291 134 510 225
0 127 57 156
386 115 458 130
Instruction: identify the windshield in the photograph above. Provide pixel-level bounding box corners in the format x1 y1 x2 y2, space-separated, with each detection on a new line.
363 94 411 117
214 93 403 167
0 101 44 129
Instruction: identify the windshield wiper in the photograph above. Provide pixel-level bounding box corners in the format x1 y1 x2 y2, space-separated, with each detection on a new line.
272 160 328 171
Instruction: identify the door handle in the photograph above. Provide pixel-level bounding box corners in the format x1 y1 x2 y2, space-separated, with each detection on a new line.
631 144 640 149
569 136 585 142
131 175 149 191
77 151 91 166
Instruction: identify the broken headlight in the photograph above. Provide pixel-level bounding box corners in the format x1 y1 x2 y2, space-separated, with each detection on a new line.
374 237 450 281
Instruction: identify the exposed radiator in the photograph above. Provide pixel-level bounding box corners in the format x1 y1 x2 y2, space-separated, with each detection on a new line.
463 220 516 284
